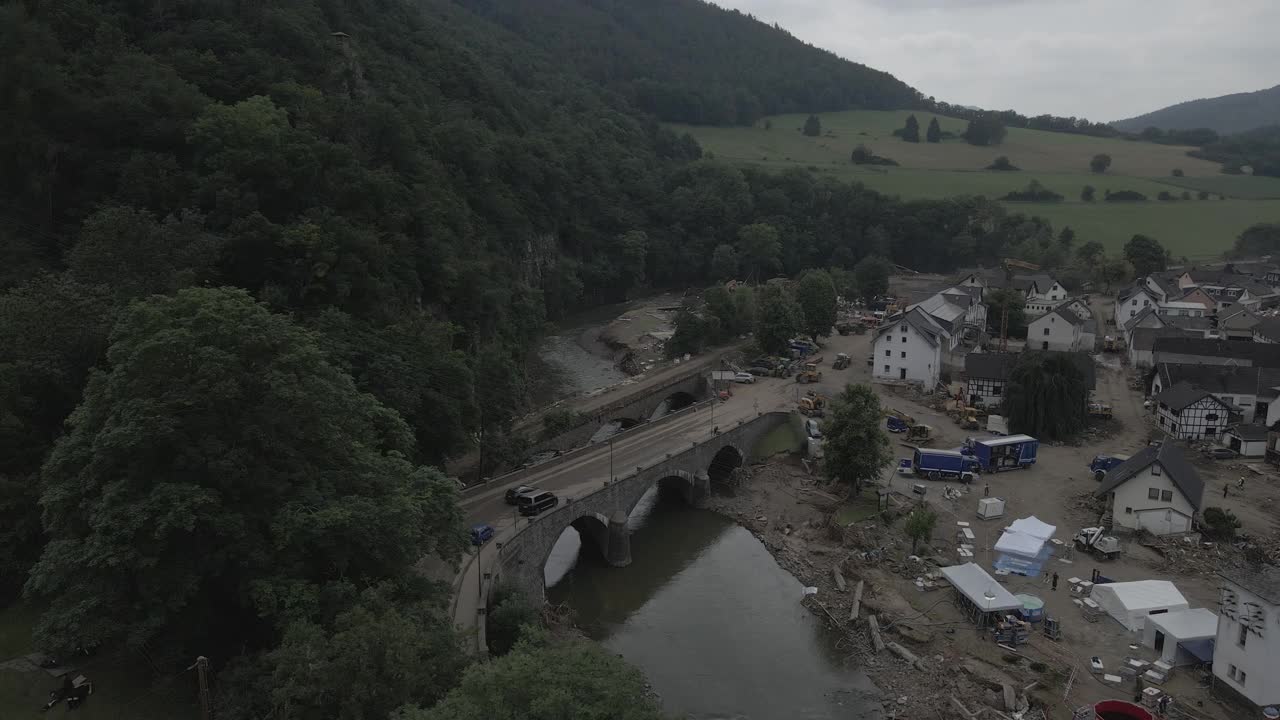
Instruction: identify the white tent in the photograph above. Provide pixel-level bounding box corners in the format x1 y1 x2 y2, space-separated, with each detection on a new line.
1007 516 1056 540
1090 581 1190 632
940 563 1022 613
1141 607 1218 665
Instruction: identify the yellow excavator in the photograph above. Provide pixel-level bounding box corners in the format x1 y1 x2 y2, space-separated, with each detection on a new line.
796 361 823 384
798 392 828 417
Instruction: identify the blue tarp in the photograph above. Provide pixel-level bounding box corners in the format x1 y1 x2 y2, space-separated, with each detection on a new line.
993 542 1054 578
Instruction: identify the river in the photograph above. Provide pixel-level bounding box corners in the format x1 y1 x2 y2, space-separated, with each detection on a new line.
545 488 880 719
535 311 879 719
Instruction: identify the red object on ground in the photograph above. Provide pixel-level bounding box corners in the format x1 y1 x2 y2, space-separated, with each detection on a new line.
1094 700 1153 720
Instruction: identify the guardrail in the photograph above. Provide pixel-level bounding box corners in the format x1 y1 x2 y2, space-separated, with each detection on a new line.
460 396 715 498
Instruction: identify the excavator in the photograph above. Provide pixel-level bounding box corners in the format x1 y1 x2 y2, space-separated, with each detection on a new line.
798 391 828 417
884 408 931 441
796 361 823 384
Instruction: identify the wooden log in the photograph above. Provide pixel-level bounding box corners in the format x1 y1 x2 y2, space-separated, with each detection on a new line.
849 580 865 622
886 641 926 671
868 615 886 653
832 568 847 593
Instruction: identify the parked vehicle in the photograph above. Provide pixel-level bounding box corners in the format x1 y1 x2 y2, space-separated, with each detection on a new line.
517 490 559 516
798 393 827 418
905 424 932 443
1088 402 1113 419
1074 527 1121 559
964 434 1038 472
505 485 538 504
885 408 915 433
796 362 823 384
470 523 495 546
804 418 822 439
832 353 851 370
910 448 980 483
733 372 755 384
1088 454 1129 481
1205 447 1237 460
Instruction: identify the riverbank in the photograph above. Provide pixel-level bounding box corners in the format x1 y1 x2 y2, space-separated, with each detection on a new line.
704 456 1056 720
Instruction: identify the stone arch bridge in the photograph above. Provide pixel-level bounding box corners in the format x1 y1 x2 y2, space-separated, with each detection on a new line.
494 411 795 601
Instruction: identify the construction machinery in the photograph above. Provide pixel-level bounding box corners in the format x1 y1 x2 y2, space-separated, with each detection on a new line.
905 423 933 443
832 353 851 370
1074 527 1122 560
884 408 916 433
1103 335 1119 352
957 407 981 431
1088 402 1113 419
796 362 823 384
798 392 827 417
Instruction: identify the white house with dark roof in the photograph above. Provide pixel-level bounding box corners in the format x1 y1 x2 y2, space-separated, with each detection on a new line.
1016 274 1068 316
1222 424 1269 458
1094 443 1204 535
1153 382 1239 441
872 307 945 387
1213 566 1280 707
1150 363 1280 425
1127 327 1192 368
964 350 1096 409
1116 285 1160 334
1220 307 1261 341
1028 303 1090 352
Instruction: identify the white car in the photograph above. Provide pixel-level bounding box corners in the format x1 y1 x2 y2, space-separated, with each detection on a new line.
733 372 756 384
805 418 822 438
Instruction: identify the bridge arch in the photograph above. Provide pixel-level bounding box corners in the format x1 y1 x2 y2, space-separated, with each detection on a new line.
707 444 745 485
649 391 696 420
650 469 699 508
611 417 641 430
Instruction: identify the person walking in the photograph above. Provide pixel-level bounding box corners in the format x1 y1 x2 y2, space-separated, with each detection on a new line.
984 483 990 497
1238 476 1245 491
1224 484 1230 498
1051 572 1059 591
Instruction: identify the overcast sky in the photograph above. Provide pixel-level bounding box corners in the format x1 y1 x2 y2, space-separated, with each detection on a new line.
716 0 1278 121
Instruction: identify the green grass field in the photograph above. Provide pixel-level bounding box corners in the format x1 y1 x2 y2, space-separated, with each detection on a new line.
674 109 1280 258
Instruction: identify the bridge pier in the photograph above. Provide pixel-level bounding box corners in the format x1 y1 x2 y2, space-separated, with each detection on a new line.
692 471 711 506
606 510 631 567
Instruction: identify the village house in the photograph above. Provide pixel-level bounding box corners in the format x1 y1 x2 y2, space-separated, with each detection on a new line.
1213 567 1280 708
1152 382 1239 441
1126 327 1192 368
964 350 1095 409
1016 274 1068 316
1027 303 1091 352
1253 316 1280 344
1221 424 1269 458
871 307 945 388
1094 443 1203 535
1220 308 1261 341
1178 269 1280 312
1149 363 1280 425
1151 337 1280 369
1116 285 1160 332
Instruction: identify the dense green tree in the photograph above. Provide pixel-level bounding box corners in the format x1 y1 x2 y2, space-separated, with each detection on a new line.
703 285 753 339
669 310 709 357
69 206 223 302
1123 234 1169 277
796 270 838 341
1090 153 1113 173
1232 223 1280 257
1081 185 1096 202
754 283 802 355
736 223 782 281
0 275 116 596
398 634 665 720
963 114 1007 146
987 156 1017 171
1075 240 1105 267
985 288 1027 339
1057 226 1077 249
905 507 938 553
222 585 467 720
822 384 893 495
901 114 920 142
1099 256 1135 292
803 114 822 137
25 288 467 654
1003 352 1088 440
926 117 942 143
710 243 740 281
853 255 892 301
485 590 541 657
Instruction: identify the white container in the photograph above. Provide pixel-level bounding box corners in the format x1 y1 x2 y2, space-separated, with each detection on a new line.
977 497 1005 520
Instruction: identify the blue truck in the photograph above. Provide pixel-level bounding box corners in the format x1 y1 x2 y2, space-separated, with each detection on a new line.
963 434 1038 473
1088 454 1130 482
910 448 980 483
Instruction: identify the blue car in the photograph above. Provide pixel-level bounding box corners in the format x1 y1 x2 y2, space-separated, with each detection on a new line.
470 523 495 546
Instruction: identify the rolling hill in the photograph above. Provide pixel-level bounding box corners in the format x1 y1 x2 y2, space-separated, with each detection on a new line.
1112 84 1280 135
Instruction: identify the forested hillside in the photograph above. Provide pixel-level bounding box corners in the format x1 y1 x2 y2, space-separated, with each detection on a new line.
1113 84 1280 135
0 0 1117 715
456 0 920 125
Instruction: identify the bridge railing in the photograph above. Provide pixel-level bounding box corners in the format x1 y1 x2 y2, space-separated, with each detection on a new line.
460 396 716 498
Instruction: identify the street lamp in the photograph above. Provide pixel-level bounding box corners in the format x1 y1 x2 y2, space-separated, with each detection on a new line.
609 436 615 481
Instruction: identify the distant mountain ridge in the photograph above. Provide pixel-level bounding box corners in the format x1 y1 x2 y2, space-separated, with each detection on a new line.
1112 84 1280 135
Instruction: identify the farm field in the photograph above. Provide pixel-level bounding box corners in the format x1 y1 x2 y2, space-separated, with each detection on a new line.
674 109 1280 258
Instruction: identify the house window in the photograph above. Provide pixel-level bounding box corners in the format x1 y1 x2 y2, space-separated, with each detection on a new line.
1148 488 1160 500
884 365 890 374
1125 507 1133 514
1239 624 1248 648
1129 310 1136 318
1043 328 1050 336
1204 427 1216 438
1229 664 1237 679
1161 490 1172 502
901 336 907 343
1152 464 1162 476
900 351 906 359
1159 416 1166 426
1132 299 1138 306
1144 300 1150 307
1240 670 1247 684
1042 341 1049 350
1170 422 1178 433
993 386 1002 396
901 324 908 332
885 350 891 357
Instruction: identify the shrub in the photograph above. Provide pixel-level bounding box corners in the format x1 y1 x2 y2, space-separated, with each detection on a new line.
1172 168 1184 177
1105 190 1148 202
486 589 542 656
1201 506 1241 540
986 156 1019 171
541 408 586 439
1003 180 1063 202
850 144 898 166
1157 191 1175 201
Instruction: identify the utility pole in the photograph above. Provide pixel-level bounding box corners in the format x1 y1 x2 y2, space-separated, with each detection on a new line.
609 437 615 481
191 655 212 720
